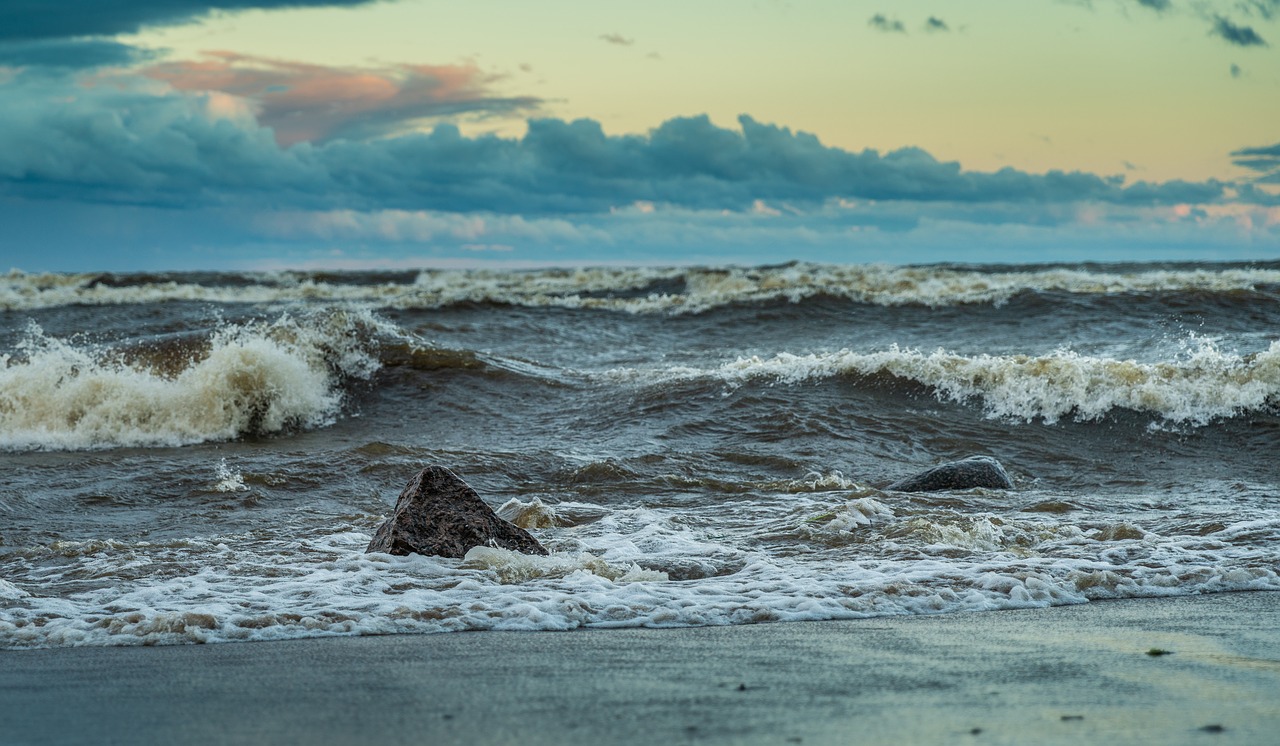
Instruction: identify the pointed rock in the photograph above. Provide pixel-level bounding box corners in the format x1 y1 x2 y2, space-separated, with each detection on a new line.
365 466 548 558
885 455 1014 493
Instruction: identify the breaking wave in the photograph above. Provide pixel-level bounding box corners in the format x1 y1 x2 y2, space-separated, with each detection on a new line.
609 338 1280 425
5 263 1280 313
0 309 390 451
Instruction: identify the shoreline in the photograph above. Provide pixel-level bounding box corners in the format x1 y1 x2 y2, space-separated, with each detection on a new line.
4 592 1280 745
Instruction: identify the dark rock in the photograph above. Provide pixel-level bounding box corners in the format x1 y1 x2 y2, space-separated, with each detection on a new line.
885 455 1014 493
365 466 548 558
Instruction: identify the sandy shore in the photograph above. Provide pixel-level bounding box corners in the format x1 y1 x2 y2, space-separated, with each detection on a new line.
3 592 1279 745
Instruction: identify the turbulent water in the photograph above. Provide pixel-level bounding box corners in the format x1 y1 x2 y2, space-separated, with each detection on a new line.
2 261 1279 648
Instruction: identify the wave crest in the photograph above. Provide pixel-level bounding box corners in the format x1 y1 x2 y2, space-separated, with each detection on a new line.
6 263 1280 313
612 338 1280 425
0 309 388 451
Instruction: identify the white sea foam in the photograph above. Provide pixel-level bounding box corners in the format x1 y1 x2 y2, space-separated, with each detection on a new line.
0 309 386 451
5 263 1280 313
609 338 1280 425
798 498 896 543
782 470 865 492
819 497 895 530
0 579 29 601
212 459 249 492
579 263 1280 314
4 504 1278 649
461 546 669 584
496 497 560 528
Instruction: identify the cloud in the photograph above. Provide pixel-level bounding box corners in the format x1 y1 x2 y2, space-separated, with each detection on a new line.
0 70 1236 218
143 52 541 144
1230 62 1243 77
0 72 320 206
1134 0 1171 11
1232 142 1280 184
0 1 381 42
599 33 634 46
1239 1 1279 20
0 39 156 69
924 17 950 32
1210 15 1268 46
868 14 907 33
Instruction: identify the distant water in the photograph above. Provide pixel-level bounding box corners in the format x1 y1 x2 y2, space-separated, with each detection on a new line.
2 261 1279 648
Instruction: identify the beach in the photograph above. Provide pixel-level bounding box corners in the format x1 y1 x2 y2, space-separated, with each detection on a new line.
5 592 1279 745
5 1 1280 741
4 266 1280 743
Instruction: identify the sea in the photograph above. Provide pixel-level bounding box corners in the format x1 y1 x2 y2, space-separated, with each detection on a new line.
2 261 1279 648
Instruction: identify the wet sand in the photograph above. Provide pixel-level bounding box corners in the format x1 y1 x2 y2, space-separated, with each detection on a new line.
4 592 1279 745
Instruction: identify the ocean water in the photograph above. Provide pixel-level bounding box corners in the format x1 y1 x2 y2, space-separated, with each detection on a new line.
2 261 1279 648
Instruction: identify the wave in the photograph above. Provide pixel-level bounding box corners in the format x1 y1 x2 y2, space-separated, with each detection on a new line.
6 262 1280 313
607 338 1280 425
1 269 397 311
0 308 391 451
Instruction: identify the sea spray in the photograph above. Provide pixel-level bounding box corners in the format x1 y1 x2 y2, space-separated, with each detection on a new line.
213 459 249 493
0 308 388 451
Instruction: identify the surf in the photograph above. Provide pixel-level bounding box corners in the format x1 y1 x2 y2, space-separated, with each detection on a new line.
607 338 1280 426
6 262 1280 313
0 308 389 451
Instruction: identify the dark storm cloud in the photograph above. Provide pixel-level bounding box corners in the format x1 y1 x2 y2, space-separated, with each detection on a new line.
320 116 1227 211
868 14 907 33
0 74 1230 214
1239 1 1279 20
1135 0 1171 11
924 17 950 32
0 1 382 42
1210 15 1268 46
1232 142 1280 183
0 39 156 69
0 74 322 206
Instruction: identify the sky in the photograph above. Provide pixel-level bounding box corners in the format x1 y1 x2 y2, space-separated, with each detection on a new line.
1 0 1279 271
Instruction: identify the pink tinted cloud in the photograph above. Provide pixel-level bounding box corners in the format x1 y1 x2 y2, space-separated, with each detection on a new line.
145 52 541 145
